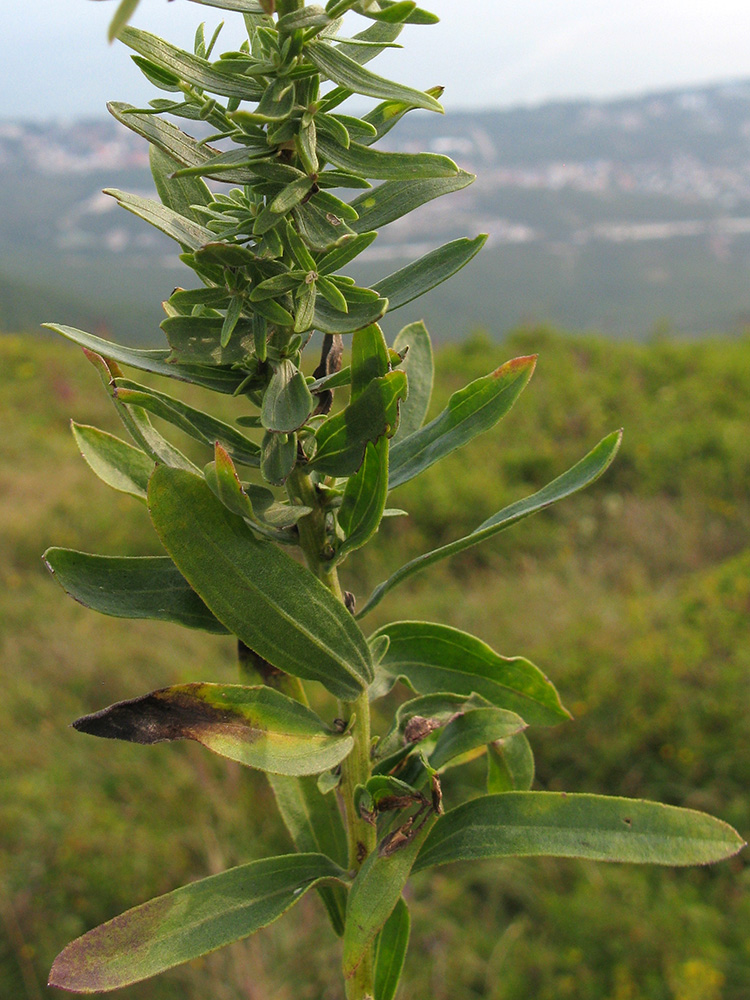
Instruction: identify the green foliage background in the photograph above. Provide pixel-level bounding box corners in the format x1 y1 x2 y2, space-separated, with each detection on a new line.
2 327 749 999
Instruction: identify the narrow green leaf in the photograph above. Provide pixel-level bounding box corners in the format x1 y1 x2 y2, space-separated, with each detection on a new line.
293 199 356 252
261 360 314 433
334 20 403 67
337 439 389 561
205 444 310 530
113 379 261 467
362 85 445 145
268 774 348 934
161 315 256 366
360 431 623 617
318 135 458 181
309 370 407 477
271 176 316 215
389 355 537 490
111 104 228 192
49 853 345 992
306 40 442 112
149 147 213 225
73 683 354 777
317 275 349 313
350 323 390 400
261 430 297 486
220 296 243 348
375 691 486 761
317 230 378 275
363 0 438 24
148 467 373 699
71 422 153 501
350 171 474 233
107 0 140 42
294 281 318 333
343 816 435 980
104 188 213 249
414 793 746 872
374 897 410 1000
391 321 433 443
429 707 526 771
487 733 535 793
314 292 388 334
42 550 229 634
187 0 265 11
120 26 264 99
373 235 487 310
45 325 248 394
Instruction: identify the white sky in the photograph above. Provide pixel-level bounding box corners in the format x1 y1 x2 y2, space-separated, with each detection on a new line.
5 0 750 119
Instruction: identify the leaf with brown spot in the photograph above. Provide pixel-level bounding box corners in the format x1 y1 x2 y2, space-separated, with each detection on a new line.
73 683 354 776
49 853 345 993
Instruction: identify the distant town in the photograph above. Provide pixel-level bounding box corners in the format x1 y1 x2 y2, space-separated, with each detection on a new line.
3 80 750 264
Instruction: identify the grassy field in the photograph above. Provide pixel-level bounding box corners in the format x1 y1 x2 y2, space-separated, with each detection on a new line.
1 327 749 999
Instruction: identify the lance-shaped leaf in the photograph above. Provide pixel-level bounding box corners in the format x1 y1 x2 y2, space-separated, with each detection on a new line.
187 0 265 12
268 774 348 935
314 292 388 334
335 20 404 67
43 325 248 394
389 355 536 490
309 370 407 477
375 691 491 764
335 323 391 558
71 423 153 501
337 439 389 561
369 622 568 725
161 315 257 366
391 321 433 443
366 0 438 24
317 230 378 275
120 26 264 99
82 354 199 473
374 897 410 1000
113 379 261 467
104 188 213 249
111 103 216 175
343 815 436 980
149 146 213 225
350 322 390 400
49 853 345 993
107 0 141 42
73 683 354 777
305 40 443 112
487 732 535 793
42 550 229 634
360 431 622 617
414 793 746 872
261 430 297 486
205 443 310 530
350 171 475 232
148 467 373 700
261 360 314 433
373 235 487 311
318 135 458 182
429 707 526 771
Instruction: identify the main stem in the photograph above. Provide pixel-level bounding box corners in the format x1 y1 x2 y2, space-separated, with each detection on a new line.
286 466 377 1000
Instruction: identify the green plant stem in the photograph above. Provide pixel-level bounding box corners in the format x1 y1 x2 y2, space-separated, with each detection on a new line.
287 464 377 1000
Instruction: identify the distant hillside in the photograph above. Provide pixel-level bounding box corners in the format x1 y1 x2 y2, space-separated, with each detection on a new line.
2 80 750 342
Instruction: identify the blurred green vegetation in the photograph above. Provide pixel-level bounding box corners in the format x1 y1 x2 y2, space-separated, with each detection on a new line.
1 328 748 999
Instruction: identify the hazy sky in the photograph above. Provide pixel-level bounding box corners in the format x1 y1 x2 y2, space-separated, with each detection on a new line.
5 0 750 119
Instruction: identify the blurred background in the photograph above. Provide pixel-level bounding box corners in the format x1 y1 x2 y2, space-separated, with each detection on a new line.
1 2 749 998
